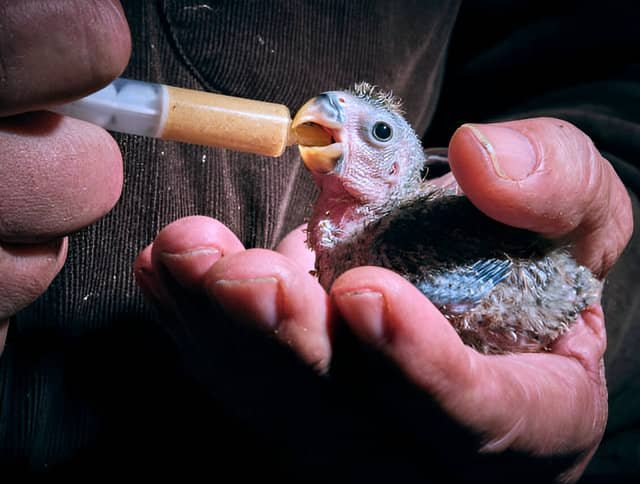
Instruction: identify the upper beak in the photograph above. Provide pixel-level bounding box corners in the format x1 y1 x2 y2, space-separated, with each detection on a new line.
291 93 344 174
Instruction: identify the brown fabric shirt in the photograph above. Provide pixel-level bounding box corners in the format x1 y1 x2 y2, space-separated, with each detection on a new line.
1 0 639 480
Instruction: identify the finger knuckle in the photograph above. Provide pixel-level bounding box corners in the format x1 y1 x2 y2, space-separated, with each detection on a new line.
611 183 634 257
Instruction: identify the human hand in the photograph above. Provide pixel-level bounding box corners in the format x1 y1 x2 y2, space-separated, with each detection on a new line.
0 0 130 355
134 117 631 482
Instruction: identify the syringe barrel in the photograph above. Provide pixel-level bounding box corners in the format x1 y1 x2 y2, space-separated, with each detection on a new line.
161 86 292 157
53 78 294 157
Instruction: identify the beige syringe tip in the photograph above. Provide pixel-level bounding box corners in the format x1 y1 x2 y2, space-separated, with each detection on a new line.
161 86 297 157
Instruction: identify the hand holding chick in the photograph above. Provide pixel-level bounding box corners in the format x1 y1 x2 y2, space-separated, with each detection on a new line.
293 84 601 354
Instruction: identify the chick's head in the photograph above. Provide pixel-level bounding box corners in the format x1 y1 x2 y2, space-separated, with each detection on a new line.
293 83 425 210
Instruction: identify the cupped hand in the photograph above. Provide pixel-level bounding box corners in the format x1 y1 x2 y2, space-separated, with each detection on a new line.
0 0 131 355
135 117 631 483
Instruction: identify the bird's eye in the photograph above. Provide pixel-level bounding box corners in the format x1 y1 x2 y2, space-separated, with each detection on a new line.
372 121 393 142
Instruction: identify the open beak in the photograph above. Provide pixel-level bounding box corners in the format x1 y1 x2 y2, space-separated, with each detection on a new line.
291 93 344 174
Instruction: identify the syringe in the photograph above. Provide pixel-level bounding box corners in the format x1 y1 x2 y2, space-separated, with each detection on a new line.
52 78 330 157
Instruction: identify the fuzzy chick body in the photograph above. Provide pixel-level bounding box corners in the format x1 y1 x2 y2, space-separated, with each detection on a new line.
292 84 601 354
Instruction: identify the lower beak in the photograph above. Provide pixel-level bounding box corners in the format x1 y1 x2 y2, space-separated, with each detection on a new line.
291 94 344 174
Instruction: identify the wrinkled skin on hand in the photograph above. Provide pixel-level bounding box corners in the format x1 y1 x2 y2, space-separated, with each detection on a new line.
136 118 631 483
0 0 131 356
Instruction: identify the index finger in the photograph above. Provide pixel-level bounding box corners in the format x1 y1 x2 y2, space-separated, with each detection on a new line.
0 0 131 116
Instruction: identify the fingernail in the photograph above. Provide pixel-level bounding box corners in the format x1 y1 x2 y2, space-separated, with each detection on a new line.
334 290 387 343
212 277 280 330
159 247 221 288
465 124 538 181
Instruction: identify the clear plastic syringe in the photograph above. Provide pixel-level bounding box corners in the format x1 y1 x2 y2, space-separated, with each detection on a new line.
52 78 330 157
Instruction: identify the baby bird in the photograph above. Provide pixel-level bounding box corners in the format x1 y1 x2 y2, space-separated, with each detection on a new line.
291 83 601 354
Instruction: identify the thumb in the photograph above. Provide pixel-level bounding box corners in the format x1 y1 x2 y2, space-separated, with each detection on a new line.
448 118 632 277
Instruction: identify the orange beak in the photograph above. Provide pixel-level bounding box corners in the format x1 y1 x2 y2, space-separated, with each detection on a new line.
291 94 344 174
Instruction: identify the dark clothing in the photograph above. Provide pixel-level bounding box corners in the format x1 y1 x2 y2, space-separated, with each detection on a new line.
1 0 639 481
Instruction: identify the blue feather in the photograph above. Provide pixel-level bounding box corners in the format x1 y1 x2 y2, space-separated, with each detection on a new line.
416 259 512 313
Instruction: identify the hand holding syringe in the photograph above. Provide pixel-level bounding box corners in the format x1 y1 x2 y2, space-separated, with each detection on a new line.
52 78 331 157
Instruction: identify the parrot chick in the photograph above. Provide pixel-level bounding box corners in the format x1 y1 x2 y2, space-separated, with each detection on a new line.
291 83 602 354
